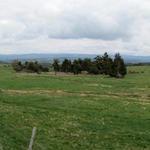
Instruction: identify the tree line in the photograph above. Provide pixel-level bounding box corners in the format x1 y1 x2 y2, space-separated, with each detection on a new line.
12 52 127 78
52 52 126 78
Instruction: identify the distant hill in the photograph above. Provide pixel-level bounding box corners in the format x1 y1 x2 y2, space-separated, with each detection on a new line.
0 53 150 64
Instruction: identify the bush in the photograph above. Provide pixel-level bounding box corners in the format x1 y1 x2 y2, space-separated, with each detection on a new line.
12 60 23 72
12 60 49 73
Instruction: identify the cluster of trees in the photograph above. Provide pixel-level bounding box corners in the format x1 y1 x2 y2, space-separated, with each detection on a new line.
12 52 127 78
52 52 127 78
12 60 49 73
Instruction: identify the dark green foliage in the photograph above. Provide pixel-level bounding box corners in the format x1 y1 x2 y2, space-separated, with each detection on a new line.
94 53 114 75
12 60 23 72
94 56 103 74
88 64 100 74
12 52 126 78
91 52 127 78
25 61 39 72
41 66 49 72
112 53 127 78
50 52 126 78
52 59 60 75
61 59 72 73
72 59 82 74
25 61 49 73
82 58 92 72
12 61 49 73
102 52 113 75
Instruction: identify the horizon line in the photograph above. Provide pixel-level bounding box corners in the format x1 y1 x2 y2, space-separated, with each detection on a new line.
0 52 150 57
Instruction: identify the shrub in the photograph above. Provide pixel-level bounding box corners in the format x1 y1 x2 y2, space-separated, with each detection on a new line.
12 60 49 73
12 60 23 72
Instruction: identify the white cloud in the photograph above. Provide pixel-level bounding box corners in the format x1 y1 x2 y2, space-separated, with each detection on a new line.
0 0 150 55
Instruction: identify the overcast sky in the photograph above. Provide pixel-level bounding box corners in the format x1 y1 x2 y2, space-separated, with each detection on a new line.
0 0 150 55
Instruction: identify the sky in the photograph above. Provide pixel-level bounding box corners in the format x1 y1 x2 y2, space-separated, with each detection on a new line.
0 0 150 55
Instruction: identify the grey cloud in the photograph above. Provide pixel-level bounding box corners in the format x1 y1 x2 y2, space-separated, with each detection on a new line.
47 10 135 40
0 0 136 41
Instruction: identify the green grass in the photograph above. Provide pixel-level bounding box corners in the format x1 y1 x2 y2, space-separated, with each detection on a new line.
0 65 150 149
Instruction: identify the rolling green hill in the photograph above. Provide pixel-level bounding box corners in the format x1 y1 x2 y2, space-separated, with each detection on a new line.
0 65 150 149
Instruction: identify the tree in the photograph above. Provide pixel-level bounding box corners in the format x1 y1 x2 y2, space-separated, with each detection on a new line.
52 59 60 75
94 56 103 74
101 52 113 75
61 59 72 73
113 53 127 78
72 59 82 74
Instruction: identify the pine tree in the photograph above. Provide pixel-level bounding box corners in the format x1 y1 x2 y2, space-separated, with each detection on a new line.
61 59 72 73
94 56 103 74
102 52 113 75
72 59 82 74
52 59 60 75
113 53 127 78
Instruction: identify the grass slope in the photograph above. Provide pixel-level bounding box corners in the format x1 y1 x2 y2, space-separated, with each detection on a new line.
0 65 150 150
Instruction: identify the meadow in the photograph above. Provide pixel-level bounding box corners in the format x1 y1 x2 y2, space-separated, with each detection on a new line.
0 64 150 150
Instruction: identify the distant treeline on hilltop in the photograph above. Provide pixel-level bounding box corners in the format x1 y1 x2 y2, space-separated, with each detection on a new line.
12 52 127 78
127 62 150 66
1 53 150 64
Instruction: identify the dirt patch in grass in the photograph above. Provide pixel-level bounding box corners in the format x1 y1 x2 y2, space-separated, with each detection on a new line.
18 72 100 77
88 84 112 88
80 92 119 99
0 143 3 150
133 102 150 105
2 89 149 100
2 89 68 96
18 72 75 76
109 92 150 99
131 87 150 91
89 84 99 87
80 93 87 97
100 84 112 88
1 89 119 99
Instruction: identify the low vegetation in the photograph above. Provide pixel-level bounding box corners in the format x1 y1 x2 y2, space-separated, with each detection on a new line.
12 61 49 73
0 64 150 149
12 52 127 78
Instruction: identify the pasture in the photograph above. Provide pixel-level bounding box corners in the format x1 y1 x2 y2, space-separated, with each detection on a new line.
0 65 150 150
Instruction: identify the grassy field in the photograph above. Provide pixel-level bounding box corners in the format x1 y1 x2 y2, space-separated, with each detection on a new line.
0 65 150 150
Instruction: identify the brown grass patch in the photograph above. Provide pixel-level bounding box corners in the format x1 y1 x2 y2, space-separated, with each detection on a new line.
0 143 3 150
2 88 149 101
2 89 68 96
99 84 112 88
109 92 150 99
1 89 120 99
80 93 87 97
18 72 100 77
88 84 112 88
89 84 99 87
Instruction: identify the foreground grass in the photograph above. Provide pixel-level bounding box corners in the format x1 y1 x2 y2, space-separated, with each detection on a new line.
0 65 150 149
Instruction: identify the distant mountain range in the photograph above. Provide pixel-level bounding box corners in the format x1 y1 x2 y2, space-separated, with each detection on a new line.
0 53 150 64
